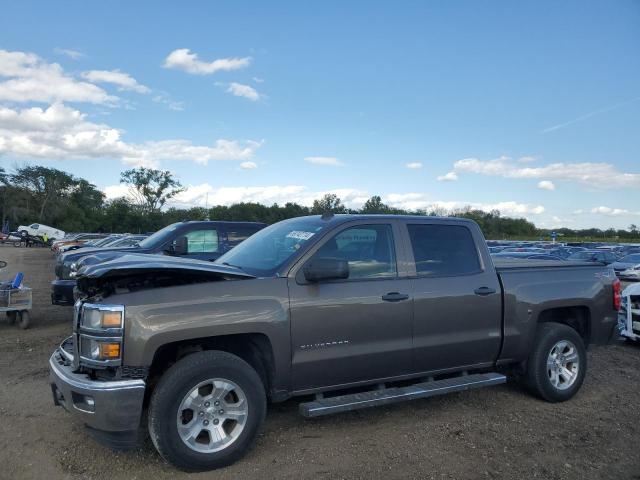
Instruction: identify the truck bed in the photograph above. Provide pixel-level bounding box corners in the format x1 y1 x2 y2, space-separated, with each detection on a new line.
494 258 617 364
493 258 606 270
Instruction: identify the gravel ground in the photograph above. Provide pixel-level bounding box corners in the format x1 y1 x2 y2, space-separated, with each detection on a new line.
0 245 639 480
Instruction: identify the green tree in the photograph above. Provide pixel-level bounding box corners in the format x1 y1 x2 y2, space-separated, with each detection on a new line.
120 167 184 213
310 194 346 214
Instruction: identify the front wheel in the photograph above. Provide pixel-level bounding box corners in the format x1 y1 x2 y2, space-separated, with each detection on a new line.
525 323 587 402
148 350 266 472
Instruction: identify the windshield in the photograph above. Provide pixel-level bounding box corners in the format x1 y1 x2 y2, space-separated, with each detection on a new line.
216 217 328 276
138 223 180 249
620 254 640 263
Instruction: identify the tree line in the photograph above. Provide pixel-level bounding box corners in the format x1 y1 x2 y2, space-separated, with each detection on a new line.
0 164 637 241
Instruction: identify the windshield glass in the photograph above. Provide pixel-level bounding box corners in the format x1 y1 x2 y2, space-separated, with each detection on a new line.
216 217 327 276
138 223 180 249
620 254 640 263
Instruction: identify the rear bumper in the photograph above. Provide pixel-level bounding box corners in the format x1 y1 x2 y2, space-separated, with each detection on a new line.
49 348 145 433
51 279 76 306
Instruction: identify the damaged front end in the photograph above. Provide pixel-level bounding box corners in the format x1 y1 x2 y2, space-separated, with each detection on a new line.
75 253 255 300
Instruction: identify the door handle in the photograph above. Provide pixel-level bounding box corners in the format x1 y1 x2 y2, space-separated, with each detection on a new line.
382 292 410 302
474 286 496 296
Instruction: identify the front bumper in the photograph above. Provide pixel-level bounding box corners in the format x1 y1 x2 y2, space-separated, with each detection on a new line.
51 279 76 306
49 344 145 433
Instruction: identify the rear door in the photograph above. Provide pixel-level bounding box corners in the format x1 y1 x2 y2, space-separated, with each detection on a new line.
288 220 413 391
401 220 502 373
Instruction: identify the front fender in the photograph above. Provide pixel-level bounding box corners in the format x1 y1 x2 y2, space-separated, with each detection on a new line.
116 277 291 392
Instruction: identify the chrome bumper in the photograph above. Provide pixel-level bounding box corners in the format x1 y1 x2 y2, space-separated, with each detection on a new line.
49 344 145 432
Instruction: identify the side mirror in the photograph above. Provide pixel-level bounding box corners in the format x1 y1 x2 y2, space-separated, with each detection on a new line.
303 257 349 283
170 236 188 255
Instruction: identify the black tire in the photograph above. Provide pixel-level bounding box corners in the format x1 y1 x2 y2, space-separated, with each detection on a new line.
148 350 266 472
6 311 17 325
18 311 30 329
525 323 587 402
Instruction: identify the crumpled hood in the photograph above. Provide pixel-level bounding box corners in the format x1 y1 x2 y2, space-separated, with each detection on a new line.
75 253 254 294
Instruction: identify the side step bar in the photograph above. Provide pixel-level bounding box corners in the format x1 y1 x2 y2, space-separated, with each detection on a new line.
299 372 507 418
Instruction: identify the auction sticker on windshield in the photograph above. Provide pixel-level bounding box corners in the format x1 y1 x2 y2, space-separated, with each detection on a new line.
286 231 315 240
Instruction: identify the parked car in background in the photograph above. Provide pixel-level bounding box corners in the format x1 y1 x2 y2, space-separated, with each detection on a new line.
56 233 109 253
51 221 266 306
17 223 65 240
618 283 640 341
611 254 640 281
567 250 617 265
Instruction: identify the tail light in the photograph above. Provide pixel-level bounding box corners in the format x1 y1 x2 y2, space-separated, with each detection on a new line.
613 278 621 311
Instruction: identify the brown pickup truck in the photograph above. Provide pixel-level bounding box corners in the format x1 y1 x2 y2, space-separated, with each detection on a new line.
49 214 621 471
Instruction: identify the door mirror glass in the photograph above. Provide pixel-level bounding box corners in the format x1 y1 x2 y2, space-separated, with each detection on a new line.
303 257 349 282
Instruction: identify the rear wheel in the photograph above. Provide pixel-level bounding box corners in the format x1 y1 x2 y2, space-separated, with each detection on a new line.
525 323 586 402
148 350 266 472
6 311 17 325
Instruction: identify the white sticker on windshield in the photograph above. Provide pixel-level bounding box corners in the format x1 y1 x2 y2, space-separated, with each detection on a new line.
286 231 315 241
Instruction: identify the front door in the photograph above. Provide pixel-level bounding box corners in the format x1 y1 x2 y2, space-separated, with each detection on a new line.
402 221 502 373
289 222 413 391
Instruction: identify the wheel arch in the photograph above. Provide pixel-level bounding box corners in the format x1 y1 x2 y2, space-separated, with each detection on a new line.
146 333 276 401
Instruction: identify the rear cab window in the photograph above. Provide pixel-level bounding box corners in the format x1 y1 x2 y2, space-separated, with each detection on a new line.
406 223 481 276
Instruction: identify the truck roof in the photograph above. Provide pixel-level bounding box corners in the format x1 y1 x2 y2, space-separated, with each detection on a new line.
304 214 476 226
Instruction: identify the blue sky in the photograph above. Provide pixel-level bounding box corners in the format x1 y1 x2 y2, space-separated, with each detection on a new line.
0 1 638 229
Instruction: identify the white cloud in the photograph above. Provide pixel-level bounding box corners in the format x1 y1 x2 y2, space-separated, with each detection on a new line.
226 82 260 101
253 77 264 83
54 48 85 60
537 180 555 190
0 49 116 104
0 103 262 167
590 206 630 216
405 162 422 169
518 156 537 163
163 49 251 75
239 161 257 170
81 70 150 94
437 171 458 182
449 156 640 189
383 193 544 216
304 156 344 166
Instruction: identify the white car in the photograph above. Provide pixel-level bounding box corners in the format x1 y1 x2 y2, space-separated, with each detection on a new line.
618 283 640 342
17 223 65 240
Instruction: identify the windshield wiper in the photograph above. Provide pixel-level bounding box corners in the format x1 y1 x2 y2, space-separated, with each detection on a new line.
221 261 245 272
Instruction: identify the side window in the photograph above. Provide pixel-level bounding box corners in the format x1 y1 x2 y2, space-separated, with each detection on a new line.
31 224 39 229
407 224 481 276
311 224 397 279
226 226 261 247
185 229 219 253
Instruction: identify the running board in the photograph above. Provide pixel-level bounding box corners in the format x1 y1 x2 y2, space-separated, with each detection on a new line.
299 372 506 418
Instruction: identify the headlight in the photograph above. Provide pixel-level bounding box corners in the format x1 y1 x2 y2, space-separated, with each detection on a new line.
81 304 123 330
78 303 124 366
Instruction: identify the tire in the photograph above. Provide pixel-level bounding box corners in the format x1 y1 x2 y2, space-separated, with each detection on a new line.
148 350 266 472
18 311 30 329
6 311 17 325
525 323 587 402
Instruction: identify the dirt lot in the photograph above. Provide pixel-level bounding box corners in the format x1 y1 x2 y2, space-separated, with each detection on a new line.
0 246 639 480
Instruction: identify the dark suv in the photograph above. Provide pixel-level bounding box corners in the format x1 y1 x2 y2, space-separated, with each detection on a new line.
51 221 265 305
